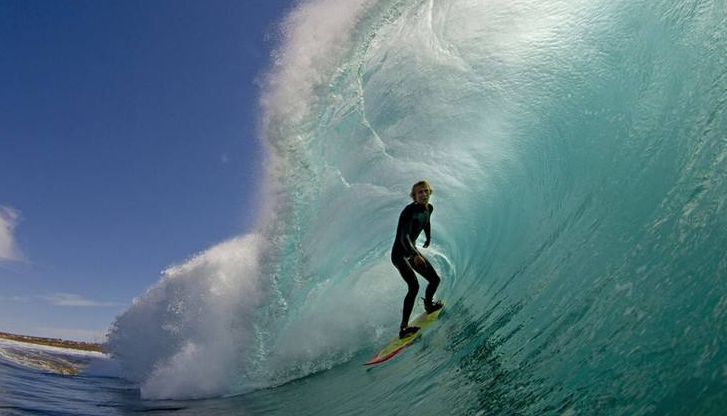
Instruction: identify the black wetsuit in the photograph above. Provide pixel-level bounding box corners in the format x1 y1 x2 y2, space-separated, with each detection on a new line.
391 202 441 327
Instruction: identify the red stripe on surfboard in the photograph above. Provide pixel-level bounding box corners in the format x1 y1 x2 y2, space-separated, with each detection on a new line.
363 341 413 365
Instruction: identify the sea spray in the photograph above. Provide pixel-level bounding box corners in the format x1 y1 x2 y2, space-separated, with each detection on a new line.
106 235 266 398
107 0 383 399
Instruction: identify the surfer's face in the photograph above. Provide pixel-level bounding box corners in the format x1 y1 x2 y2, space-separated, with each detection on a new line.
413 186 431 205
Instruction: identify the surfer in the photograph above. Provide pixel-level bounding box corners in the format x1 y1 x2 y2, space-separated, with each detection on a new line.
391 180 444 339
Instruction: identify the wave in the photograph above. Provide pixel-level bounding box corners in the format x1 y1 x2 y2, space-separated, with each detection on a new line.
107 0 727 412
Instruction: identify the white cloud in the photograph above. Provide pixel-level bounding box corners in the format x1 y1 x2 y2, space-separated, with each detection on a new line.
0 205 22 262
40 293 123 308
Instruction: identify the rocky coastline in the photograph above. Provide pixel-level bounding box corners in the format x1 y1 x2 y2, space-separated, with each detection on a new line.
0 331 103 352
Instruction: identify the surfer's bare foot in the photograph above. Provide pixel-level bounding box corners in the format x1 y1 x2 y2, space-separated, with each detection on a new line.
399 326 420 339
424 299 443 314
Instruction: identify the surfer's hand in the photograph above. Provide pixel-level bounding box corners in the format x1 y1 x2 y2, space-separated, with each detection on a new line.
413 255 425 268
423 240 430 248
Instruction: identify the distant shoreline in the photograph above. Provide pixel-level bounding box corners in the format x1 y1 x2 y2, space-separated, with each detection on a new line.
0 331 104 353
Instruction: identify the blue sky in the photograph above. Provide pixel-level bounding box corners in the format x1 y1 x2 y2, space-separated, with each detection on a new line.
0 0 294 342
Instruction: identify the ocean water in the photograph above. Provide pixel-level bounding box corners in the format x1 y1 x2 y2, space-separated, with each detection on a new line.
3 0 727 414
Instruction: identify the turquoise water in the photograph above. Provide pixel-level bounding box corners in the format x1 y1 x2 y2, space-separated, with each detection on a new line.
5 0 727 414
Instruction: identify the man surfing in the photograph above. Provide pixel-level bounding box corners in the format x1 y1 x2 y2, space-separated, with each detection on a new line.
391 180 444 339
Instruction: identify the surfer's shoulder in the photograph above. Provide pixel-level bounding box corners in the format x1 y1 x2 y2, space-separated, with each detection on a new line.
399 202 415 219
403 202 417 212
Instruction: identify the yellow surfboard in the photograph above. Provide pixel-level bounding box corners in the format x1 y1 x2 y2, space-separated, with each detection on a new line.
364 303 444 366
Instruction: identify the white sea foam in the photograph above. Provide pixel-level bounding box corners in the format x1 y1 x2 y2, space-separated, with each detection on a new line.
107 234 266 399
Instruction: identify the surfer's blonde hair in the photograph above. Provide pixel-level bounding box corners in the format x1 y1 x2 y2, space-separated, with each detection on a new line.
410 180 433 200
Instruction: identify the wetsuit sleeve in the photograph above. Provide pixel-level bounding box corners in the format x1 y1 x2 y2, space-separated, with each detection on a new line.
424 204 433 243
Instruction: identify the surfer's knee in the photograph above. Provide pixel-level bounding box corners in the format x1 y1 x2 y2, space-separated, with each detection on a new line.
424 269 440 285
407 279 419 293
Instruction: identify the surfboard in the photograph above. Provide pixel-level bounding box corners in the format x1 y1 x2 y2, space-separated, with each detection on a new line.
364 303 444 366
